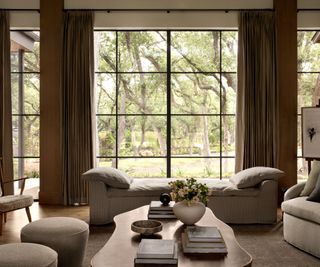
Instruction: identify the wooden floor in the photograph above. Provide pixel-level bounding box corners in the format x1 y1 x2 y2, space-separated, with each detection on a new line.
0 203 89 244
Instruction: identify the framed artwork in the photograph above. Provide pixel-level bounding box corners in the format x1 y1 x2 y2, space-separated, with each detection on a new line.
302 107 320 158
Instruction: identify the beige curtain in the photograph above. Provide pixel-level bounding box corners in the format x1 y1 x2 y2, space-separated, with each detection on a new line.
0 11 13 195
61 11 95 205
235 11 278 172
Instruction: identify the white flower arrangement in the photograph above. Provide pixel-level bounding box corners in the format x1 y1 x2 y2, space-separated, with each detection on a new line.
169 178 210 205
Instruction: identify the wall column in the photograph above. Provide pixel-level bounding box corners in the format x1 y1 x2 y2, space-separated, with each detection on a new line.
39 0 64 204
274 0 297 200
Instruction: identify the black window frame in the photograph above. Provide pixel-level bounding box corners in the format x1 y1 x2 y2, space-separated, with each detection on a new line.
95 29 237 179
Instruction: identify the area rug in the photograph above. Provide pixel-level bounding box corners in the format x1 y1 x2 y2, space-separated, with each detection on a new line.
84 221 320 267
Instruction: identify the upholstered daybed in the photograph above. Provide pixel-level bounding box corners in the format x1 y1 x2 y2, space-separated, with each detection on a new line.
83 167 284 225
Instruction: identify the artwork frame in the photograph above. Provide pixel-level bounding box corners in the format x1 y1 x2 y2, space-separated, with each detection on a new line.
302 107 320 158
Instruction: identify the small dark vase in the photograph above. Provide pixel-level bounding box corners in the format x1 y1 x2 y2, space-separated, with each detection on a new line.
160 193 171 206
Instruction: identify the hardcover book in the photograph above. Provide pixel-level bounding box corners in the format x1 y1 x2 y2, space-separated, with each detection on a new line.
150 201 175 211
187 226 222 242
181 234 227 254
183 233 226 248
137 239 175 259
135 243 178 264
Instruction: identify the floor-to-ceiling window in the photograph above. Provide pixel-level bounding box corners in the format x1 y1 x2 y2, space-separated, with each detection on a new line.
10 31 40 195
297 30 320 181
95 30 237 179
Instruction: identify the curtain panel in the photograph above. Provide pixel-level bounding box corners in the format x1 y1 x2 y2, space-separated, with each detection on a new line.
0 11 13 195
61 11 95 205
235 11 278 172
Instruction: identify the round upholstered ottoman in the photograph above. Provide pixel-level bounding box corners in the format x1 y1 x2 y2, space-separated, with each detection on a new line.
0 243 57 267
20 217 89 267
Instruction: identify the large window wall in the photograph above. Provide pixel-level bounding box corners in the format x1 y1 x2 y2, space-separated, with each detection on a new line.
297 30 320 180
10 31 40 193
95 30 237 179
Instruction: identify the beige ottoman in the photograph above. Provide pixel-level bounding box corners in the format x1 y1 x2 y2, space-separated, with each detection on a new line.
0 243 57 267
21 217 89 267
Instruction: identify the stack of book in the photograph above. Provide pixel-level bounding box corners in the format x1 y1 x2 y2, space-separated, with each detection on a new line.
181 226 228 254
134 239 178 266
148 201 176 219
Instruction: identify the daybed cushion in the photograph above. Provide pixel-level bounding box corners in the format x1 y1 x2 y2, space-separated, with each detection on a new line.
82 167 133 189
307 173 320 203
229 167 284 189
107 178 260 198
281 196 320 224
300 160 320 196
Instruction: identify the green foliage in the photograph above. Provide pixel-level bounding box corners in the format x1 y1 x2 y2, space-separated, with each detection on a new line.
169 178 210 205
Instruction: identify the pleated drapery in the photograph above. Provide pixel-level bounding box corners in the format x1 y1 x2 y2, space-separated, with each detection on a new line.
61 11 95 205
235 11 278 172
0 11 14 195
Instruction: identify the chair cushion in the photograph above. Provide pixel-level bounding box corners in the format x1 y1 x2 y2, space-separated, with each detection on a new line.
282 197 320 224
0 195 33 212
229 167 284 189
0 243 57 267
108 178 260 198
300 160 320 196
82 167 133 189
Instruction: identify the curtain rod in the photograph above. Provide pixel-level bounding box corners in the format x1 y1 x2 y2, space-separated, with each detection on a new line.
64 8 274 13
297 9 320 12
1 9 40 13
2 8 276 13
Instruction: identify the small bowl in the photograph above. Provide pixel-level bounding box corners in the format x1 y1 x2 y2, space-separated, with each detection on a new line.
131 220 163 235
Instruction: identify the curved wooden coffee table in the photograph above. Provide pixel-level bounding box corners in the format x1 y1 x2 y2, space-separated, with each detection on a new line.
91 206 252 267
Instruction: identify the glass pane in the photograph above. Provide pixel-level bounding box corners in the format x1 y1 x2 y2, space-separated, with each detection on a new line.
97 158 113 167
297 31 320 72
221 115 235 157
12 116 38 157
118 74 166 114
297 158 308 182
13 158 39 195
11 52 19 72
297 73 319 113
118 116 166 157
23 43 40 72
171 74 220 114
11 73 19 114
96 116 116 157
12 116 20 157
221 158 235 178
118 158 166 178
94 31 116 72
297 115 302 157
171 116 220 157
221 31 238 72
23 116 40 157
24 73 40 114
171 31 220 72
118 31 167 72
96 73 116 114
171 158 220 178
221 73 237 114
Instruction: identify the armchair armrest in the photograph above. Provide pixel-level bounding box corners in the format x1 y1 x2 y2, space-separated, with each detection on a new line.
3 177 31 195
283 182 306 201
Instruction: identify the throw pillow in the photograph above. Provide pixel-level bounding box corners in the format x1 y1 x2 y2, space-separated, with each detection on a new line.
230 167 285 189
307 173 320 203
300 160 320 196
82 167 133 189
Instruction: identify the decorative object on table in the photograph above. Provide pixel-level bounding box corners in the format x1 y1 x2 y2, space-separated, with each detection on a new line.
134 239 178 266
181 226 227 254
169 178 209 225
148 201 176 219
302 107 320 158
131 220 163 236
160 192 171 205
